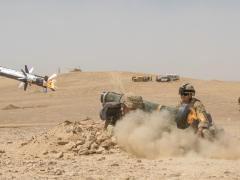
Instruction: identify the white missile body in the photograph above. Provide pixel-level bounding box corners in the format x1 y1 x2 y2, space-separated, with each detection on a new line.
0 65 56 91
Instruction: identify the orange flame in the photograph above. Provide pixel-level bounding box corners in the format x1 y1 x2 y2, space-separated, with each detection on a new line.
47 80 56 91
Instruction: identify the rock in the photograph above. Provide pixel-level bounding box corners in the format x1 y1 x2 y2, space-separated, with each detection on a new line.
208 176 217 178
90 142 99 150
96 138 104 145
96 132 101 136
0 150 5 153
78 148 89 155
66 127 74 133
65 141 76 150
88 149 96 154
109 149 119 153
224 171 231 175
86 126 95 131
72 148 80 153
85 177 95 180
51 150 58 154
15 119 119 160
48 161 57 166
96 147 105 154
54 152 64 159
82 117 91 121
73 126 83 133
97 133 108 140
55 169 64 175
76 139 85 146
70 172 79 176
2 104 20 110
124 176 133 180
101 140 114 149
63 120 72 126
88 169 95 172
42 151 48 155
97 156 106 161
137 160 142 163
111 137 117 144
86 134 95 142
111 163 119 167
21 142 28 146
83 141 93 149
57 141 69 145
170 173 181 177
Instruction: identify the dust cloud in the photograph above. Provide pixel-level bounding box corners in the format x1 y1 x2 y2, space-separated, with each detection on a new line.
114 110 240 160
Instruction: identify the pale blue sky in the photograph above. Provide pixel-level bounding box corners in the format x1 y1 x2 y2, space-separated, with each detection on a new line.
0 0 240 81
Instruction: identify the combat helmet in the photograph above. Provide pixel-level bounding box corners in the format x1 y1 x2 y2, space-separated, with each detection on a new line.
179 83 195 96
121 94 144 109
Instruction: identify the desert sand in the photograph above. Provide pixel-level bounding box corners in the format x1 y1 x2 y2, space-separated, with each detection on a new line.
0 71 240 180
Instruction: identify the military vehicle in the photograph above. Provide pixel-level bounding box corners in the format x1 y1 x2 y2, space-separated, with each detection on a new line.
167 74 180 81
156 75 171 82
156 74 180 82
132 76 152 82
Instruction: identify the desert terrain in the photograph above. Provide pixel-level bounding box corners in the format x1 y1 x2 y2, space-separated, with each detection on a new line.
0 71 240 180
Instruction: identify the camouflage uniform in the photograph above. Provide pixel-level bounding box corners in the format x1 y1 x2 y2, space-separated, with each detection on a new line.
178 83 216 140
177 98 215 140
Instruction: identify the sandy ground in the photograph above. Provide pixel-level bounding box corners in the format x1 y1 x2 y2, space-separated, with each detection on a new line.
0 71 240 180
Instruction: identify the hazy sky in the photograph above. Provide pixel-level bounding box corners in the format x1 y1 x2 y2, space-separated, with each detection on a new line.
0 0 240 81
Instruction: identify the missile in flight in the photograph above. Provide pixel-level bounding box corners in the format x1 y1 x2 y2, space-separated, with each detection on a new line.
0 65 57 92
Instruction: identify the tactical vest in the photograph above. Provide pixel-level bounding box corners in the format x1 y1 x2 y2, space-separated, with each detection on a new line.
188 98 211 128
176 98 208 129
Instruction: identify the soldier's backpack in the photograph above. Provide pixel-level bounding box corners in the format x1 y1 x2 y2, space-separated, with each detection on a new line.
99 102 122 128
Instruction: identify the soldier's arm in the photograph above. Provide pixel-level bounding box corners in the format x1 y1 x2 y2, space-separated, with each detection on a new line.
193 101 210 129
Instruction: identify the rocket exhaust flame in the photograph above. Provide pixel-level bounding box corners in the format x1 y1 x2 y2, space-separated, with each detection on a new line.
47 79 57 91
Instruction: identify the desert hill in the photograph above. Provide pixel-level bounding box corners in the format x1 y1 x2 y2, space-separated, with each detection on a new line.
0 71 239 126
0 71 240 179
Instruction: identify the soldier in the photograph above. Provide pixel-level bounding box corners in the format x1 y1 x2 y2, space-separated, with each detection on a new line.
100 94 145 130
120 94 145 115
178 83 215 140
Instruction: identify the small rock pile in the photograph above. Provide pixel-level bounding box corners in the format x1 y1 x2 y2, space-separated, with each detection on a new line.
2 104 21 110
20 118 118 158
